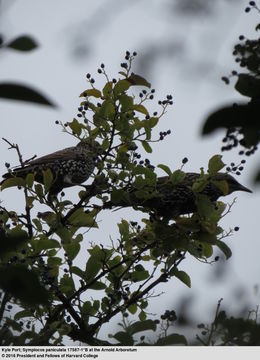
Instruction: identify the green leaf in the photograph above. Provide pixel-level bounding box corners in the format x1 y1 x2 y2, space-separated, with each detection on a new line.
80 89 101 98
14 310 34 321
110 189 130 204
88 281 107 290
118 71 127 77
25 173 34 187
103 81 113 97
32 218 42 231
201 242 213 258
69 118 82 136
82 301 97 316
170 170 186 185
128 303 137 314
55 226 72 243
128 320 156 335
7 35 38 51
42 169 53 193
68 208 98 228
26 198 34 211
192 176 207 193
141 140 152 153
216 240 232 259
0 83 56 107
113 79 131 95
157 164 172 176
71 266 86 279
138 310 147 321
156 333 187 346
34 237 60 251
131 269 149 282
127 73 151 88
208 155 225 176
133 104 149 115
63 242 80 260
118 94 133 111
0 265 49 305
202 103 260 144
60 274 75 296
48 257 62 267
196 194 216 219
85 248 103 281
34 183 44 198
235 73 260 98
1 177 25 190
170 269 191 288
148 117 159 128
98 100 115 119
112 331 134 346
118 220 129 237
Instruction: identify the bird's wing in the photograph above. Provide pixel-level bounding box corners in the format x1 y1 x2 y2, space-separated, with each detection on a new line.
25 146 78 166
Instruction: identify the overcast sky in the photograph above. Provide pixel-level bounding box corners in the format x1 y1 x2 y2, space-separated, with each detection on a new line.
0 0 259 341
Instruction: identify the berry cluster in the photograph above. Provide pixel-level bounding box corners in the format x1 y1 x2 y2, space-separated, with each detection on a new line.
86 72 95 84
158 94 173 106
139 88 155 101
120 50 138 73
138 158 155 170
226 160 246 176
160 309 177 322
221 127 258 157
130 221 141 232
159 129 171 141
245 1 259 12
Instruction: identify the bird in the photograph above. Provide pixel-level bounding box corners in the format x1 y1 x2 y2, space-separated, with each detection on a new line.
1 138 101 198
105 172 252 217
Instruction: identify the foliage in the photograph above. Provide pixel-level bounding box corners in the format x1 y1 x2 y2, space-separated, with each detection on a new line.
0 49 246 345
0 34 56 107
195 299 260 346
202 1 260 182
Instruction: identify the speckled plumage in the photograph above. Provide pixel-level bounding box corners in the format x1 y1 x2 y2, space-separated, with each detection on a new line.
1 139 101 197
106 172 252 217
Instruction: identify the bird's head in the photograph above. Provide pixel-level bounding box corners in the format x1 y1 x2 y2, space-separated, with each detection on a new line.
77 138 103 156
213 173 252 195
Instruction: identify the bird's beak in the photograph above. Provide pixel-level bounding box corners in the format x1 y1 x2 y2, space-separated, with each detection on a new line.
238 183 253 193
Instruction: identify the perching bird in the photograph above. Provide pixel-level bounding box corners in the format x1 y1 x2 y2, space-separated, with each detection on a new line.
1 138 101 198
105 172 252 217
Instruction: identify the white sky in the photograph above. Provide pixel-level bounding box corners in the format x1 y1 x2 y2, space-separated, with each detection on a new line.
0 0 259 343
